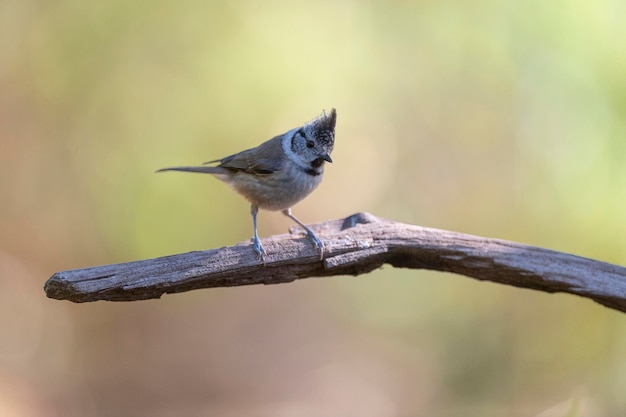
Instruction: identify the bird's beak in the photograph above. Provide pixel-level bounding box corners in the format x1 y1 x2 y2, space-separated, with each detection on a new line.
322 154 333 163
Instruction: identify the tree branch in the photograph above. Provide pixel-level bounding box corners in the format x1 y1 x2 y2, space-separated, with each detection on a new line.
44 212 626 313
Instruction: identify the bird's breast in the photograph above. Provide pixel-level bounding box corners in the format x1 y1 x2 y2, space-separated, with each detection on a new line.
230 162 323 211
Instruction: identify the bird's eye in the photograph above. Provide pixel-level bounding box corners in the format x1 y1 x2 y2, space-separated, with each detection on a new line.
306 140 314 149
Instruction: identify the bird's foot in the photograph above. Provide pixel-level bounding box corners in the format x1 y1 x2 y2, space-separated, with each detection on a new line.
252 236 267 264
303 227 325 260
281 208 324 260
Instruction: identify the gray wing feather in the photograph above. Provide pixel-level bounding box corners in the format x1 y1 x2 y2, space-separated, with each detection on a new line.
205 136 284 175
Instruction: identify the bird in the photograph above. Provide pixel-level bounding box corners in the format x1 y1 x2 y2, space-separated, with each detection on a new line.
157 108 337 263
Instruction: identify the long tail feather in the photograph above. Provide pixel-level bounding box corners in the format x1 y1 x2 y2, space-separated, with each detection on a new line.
156 166 223 174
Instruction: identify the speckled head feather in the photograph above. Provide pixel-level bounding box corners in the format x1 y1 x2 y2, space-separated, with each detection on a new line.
304 108 336 148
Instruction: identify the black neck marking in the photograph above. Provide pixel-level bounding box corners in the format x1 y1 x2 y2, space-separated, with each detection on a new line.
303 158 325 176
304 167 321 176
310 157 324 168
291 133 301 154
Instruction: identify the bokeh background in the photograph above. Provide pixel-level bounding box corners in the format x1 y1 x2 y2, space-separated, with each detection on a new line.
2 0 626 415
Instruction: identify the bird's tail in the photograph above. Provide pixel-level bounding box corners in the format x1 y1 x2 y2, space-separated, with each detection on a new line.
156 166 225 174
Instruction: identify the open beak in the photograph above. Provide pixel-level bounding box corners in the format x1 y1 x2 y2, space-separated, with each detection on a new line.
322 154 333 163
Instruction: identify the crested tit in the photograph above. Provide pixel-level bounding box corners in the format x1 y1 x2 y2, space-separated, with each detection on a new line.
158 108 337 262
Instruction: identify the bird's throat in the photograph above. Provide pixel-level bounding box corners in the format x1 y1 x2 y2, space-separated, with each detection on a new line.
303 167 322 176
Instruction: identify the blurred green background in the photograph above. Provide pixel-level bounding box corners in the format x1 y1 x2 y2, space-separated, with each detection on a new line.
2 0 626 415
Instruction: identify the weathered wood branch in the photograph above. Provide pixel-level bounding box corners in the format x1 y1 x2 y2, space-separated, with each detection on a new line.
44 212 626 313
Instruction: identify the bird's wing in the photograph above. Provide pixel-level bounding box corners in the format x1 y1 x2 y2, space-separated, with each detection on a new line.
206 136 284 175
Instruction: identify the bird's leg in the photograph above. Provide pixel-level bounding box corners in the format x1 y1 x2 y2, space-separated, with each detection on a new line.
282 208 324 260
250 205 266 263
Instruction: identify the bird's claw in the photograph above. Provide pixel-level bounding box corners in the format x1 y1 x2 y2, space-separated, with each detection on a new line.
305 229 325 260
252 236 267 264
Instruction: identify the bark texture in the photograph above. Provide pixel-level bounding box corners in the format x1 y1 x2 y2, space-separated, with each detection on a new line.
44 212 626 313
